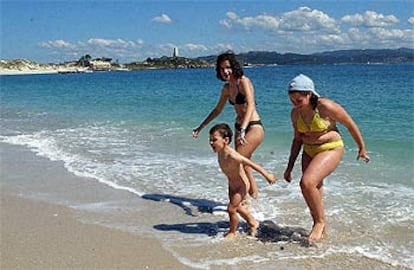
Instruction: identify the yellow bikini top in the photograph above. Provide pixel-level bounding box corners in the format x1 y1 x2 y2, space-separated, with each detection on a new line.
296 110 330 133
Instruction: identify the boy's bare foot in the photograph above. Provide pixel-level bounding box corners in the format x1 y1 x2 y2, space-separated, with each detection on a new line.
224 231 238 239
308 222 325 242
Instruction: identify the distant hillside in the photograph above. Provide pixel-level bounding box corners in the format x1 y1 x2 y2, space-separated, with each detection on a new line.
198 48 414 65
2 48 412 75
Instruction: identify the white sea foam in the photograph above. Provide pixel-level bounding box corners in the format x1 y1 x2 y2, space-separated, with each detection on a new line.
0 125 224 201
332 245 414 269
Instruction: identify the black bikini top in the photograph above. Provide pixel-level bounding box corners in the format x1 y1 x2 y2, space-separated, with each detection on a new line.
228 92 246 105
228 84 246 105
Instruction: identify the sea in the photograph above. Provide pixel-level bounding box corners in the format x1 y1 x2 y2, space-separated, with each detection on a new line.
1 63 413 269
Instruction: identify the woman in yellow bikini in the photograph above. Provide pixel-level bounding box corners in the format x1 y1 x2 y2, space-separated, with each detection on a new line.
284 74 370 243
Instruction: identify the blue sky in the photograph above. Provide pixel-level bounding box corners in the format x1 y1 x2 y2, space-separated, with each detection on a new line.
2 0 413 63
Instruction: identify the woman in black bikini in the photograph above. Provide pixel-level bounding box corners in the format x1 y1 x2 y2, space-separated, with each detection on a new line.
192 52 265 199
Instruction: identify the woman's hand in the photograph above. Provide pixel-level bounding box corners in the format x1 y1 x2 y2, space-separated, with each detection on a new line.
357 149 370 163
192 127 201 138
284 170 292 183
238 129 247 145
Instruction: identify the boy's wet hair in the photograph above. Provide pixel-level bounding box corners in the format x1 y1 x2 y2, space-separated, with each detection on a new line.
209 123 233 143
215 51 244 81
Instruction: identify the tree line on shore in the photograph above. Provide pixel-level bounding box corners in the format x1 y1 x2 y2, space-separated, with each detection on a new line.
199 48 414 65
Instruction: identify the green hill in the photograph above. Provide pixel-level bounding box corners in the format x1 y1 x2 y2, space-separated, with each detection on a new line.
198 48 414 65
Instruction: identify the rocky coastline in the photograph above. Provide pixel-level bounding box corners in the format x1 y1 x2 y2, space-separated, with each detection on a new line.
2 48 412 75
0 57 213 76
0 59 117 75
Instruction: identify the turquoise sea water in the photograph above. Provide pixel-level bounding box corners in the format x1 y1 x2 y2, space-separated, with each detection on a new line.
1 64 413 268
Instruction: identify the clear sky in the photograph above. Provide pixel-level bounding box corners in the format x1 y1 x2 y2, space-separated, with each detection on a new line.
1 0 413 63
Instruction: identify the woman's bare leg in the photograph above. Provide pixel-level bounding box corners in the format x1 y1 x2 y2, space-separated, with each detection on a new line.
236 126 264 199
300 148 343 242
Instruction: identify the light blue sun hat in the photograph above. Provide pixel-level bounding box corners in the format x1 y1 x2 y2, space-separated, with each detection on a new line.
288 74 320 97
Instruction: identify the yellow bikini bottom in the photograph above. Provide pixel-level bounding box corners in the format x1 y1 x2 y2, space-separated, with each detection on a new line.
303 139 344 158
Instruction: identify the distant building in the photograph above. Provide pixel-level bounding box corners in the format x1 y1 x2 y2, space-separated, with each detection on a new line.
90 58 112 71
173 47 179 58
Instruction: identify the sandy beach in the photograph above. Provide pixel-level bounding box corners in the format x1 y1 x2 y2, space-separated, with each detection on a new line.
0 143 193 270
0 70 59 76
1 193 193 270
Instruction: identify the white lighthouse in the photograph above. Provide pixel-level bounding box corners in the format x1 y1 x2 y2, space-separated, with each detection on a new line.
173 47 179 58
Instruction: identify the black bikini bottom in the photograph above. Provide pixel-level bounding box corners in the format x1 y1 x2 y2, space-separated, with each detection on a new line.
235 120 264 133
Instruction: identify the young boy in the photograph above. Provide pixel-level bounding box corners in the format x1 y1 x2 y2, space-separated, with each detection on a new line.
209 123 276 238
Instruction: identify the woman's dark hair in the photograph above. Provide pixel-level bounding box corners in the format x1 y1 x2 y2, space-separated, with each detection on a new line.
215 51 244 81
209 123 233 143
310 93 319 110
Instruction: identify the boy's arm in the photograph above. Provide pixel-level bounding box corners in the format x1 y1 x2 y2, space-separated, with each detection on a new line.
230 150 276 184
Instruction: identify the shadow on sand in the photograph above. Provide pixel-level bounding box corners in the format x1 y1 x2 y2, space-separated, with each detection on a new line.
141 193 226 217
142 193 312 246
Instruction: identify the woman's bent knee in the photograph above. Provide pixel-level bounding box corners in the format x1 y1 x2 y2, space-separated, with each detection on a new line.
300 177 319 191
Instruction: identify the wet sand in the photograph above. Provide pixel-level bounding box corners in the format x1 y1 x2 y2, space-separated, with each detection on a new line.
1 192 193 270
0 143 193 270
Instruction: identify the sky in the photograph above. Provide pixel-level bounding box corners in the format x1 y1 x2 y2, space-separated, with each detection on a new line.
1 0 414 63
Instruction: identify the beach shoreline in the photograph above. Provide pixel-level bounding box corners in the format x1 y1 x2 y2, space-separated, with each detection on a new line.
0 143 194 270
0 69 60 76
1 143 410 270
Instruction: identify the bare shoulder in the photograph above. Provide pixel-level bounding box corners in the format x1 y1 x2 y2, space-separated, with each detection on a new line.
239 76 253 90
227 146 241 157
318 97 336 107
221 82 231 96
240 75 251 83
318 98 343 112
222 82 230 91
318 98 349 120
226 147 247 162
